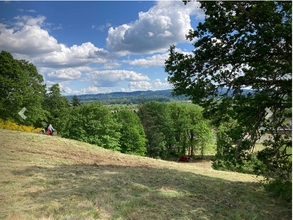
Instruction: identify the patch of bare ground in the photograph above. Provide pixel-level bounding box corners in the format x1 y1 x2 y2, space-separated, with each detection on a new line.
0 129 291 220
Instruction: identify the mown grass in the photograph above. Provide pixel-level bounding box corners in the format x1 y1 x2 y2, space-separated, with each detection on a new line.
0 129 291 220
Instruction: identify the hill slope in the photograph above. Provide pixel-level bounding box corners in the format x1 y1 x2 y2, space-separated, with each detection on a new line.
0 129 291 220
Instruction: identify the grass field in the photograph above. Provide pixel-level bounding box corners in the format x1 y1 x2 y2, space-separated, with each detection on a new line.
0 129 291 220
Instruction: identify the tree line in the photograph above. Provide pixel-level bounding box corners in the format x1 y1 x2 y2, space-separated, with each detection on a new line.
0 50 213 158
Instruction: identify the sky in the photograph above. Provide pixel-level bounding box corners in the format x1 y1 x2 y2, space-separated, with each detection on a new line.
0 1 205 95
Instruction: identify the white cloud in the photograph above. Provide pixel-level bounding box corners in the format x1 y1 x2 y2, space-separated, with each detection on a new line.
0 23 60 55
94 22 111 32
125 53 169 67
124 48 192 67
106 1 204 54
64 86 113 95
47 68 82 81
80 85 100 94
123 79 171 92
27 9 36 13
64 87 73 94
84 70 150 87
75 66 97 72
102 61 122 69
14 15 46 28
32 42 114 68
0 16 114 68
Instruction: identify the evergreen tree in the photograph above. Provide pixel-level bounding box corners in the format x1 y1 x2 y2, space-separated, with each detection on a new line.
72 95 81 107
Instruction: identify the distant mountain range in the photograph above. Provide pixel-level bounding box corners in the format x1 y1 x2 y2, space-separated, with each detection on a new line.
66 89 188 103
66 88 254 103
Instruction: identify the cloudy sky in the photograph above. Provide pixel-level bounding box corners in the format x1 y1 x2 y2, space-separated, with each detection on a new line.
0 1 205 95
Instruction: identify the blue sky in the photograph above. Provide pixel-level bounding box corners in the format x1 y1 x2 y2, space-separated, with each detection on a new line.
0 1 205 95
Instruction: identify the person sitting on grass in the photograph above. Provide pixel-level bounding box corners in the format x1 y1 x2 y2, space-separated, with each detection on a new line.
47 124 54 134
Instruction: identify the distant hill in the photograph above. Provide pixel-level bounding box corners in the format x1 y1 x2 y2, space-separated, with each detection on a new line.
66 88 255 104
66 89 190 104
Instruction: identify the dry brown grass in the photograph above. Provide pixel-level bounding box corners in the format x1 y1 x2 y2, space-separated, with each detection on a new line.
0 129 291 220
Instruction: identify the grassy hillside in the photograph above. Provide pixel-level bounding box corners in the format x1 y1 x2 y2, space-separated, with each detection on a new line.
0 129 291 220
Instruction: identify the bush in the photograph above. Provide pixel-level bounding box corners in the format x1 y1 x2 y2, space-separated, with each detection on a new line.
0 118 42 133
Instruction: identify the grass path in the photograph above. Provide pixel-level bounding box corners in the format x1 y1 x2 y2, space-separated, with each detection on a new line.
0 129 291 220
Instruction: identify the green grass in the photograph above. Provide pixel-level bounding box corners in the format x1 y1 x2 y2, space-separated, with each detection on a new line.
0 129 291 220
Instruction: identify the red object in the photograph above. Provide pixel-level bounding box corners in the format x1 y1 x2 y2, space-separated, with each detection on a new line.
46 130 50 134
178 156 192 162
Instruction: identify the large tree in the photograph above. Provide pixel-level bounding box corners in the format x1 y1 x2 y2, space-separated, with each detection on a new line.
165 1 291 182
113 110 147 156
63 102 121 151
43 84 71 135
0 51 46 126
137 100 167 158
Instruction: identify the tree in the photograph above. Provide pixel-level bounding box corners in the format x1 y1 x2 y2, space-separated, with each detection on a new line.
113 110 147 156
187 105 214 158
137 100 166 158
0 51 47 126
43 84 71 135
72 95 81 107
145 101 176 158
165 1 291 183
169 103 190 156
63 102 121 151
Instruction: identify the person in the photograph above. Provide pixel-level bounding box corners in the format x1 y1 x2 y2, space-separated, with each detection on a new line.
47 124 54 134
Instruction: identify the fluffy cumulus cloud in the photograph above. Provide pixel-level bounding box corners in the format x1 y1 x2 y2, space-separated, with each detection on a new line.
123 78 171 92
0 15 114 68
64 86 113 95
0 18 60 56
46 68 82 81
32 42 114 68
106 1 204 54
84 70 150 87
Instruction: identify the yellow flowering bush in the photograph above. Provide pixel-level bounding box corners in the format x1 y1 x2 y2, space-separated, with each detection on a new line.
0 118 42 133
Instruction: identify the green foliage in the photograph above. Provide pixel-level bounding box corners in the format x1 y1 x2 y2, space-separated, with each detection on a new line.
169 103 190 156
0 50 47 126
43 84 71 135
187 105 214 158
113 110 147 156
137 101 167 158
72 95 81 107
63 102 121 151
165 1 292 192
138 101 214 159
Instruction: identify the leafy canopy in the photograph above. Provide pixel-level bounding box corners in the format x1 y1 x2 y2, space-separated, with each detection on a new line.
0 50 46 126
113 110 147 156
165 1 292 181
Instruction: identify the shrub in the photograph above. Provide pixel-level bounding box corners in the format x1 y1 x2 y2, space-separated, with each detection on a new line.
0 118 42 133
